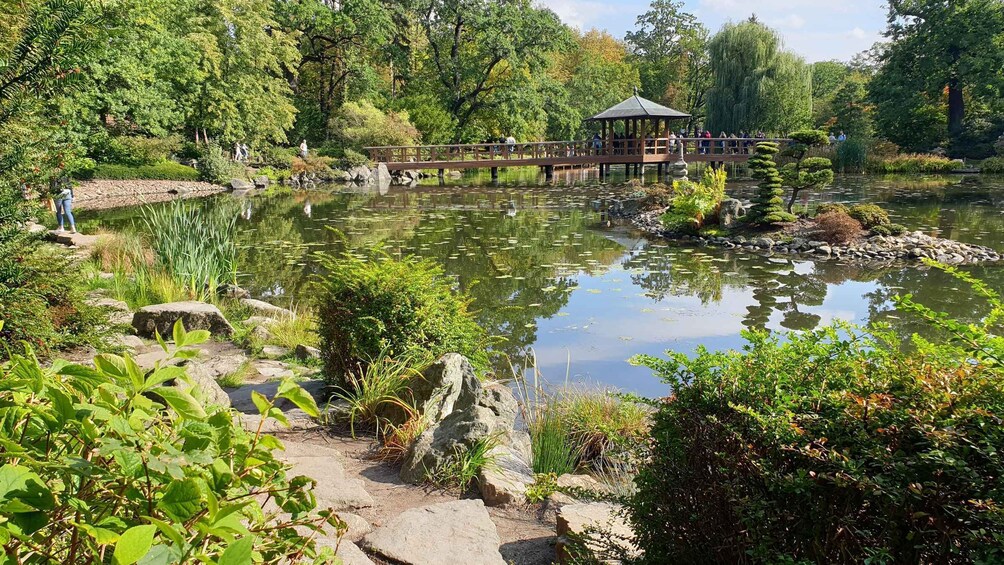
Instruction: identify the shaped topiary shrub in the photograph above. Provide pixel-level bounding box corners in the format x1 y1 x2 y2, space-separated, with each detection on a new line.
316 247 490 386
848 203 891 228
629 265 1004 564
815 202 848 216
746 142 795 225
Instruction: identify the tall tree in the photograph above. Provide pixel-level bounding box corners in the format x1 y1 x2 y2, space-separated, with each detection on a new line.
414 0 571 141
831 75 872 137
625 0 709 128
705 20 811 134
875 0 1004 148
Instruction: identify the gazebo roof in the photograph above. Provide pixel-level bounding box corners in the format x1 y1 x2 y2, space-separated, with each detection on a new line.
587 91 691 121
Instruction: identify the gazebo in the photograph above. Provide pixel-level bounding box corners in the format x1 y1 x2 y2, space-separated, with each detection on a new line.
586 90 691 175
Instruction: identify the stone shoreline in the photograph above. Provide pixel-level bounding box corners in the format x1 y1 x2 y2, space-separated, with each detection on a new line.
73 179 226 211
631 209 1003 265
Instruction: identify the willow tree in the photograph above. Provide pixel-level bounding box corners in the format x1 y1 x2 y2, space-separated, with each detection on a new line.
706 20 811 134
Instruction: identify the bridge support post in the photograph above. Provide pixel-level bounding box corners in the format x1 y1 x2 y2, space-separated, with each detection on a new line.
598 164 606 180
490 167 498 183
624 163 631 177
544 165 554 183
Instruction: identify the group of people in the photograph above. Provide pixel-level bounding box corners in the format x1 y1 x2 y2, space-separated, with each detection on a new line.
233 141 251 162
828 131 848 143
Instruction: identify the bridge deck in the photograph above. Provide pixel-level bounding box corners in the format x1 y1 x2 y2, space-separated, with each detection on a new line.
366 138 785 171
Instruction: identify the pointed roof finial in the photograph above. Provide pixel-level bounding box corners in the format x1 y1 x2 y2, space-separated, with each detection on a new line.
633 86 639 96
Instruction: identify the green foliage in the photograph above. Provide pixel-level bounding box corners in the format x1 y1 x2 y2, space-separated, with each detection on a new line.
432 435 501 491
834 137 868 172
316 246 491 385
659 168 727 233
745 142 795 225
329 100 419 151
814 202 848 216
140 199 238 301
814 210 862 244
865 153 965 173
848 203 891 228
779 130 834 214
981 156 1004 173
333 352 424 436
341 148 369 169
525 472 559 503
629 267 1004 562
87 134 184 166
93 161 199 181
197 143 244 184
706 20 811 133
0 320 344 563
557 391 650 471
528 400 580 476
831 75 872 137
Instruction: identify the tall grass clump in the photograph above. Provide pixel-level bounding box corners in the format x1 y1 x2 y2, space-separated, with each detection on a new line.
333 351 425 436
141 199 239 301
981 156 1004 174
316 245 490 387
91 230 153 273
866 153 964 173
628 263 1004 564
513 356 580 476
834 138 868 172
558 389 650 471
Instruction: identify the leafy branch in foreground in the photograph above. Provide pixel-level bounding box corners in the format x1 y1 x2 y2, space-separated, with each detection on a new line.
0 320 345 564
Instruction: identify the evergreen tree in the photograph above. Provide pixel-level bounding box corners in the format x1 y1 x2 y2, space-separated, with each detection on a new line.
746 142 795 225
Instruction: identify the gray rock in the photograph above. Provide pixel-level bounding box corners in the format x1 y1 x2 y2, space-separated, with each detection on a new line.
87 297 133 326
183 368 232 408
556 502 638 564
261 345 291 359
111 334 146 351
718 198 746 228
132 301 234 338
400 364 519 484
279 441 374 511
329 169 353 182
335 541 375 565
478 444 533 507
751 237 774 249
240 298 294 318
295 344 321 361
250 325 274 342
363 500 505 565
253 175 270 188
337 512 373 542
230 178 254 191
349 165 372 183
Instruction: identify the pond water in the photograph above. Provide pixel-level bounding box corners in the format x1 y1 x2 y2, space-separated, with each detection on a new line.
80 172 1004 397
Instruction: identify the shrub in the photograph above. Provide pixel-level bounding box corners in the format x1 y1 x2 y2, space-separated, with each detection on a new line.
342 148 370 169
746 142 795 225
660 168 728 232
93 161 200 181
865 153 964 173
329 100 419 152
981 156 1004 174
258 145 296 168
557 390 650 471
291 155 335 176
197 143 244 184
814 202 848 216
256 165 291 182
814 211 863 244
316 247 490 385
0 321 343 563
869 139 900 158
88 134 183 166
848 203 891 228
639 183 672 211
629 266 1004 563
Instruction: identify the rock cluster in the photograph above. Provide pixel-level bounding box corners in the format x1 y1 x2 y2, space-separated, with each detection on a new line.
633 210 1002 265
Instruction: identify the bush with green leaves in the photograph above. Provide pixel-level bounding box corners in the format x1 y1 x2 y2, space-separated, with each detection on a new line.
659 168 727 233
316 247 490 386
87 134 184 166
197 143 244 184
848 203 891 228
93 161 200 181
628 263 1004 564
0 320 345 563
870 223 908 237
746 142 796 225
328 100 420 152
865 154 964 173
814 202 848 216
981 156 1004 174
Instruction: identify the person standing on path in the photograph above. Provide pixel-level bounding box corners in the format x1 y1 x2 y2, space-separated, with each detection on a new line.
51 169 76 234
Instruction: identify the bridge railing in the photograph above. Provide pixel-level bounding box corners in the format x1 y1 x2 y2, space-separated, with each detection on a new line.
365 138 789 165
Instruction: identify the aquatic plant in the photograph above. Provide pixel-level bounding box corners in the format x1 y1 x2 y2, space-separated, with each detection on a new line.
629 264 1004 563
141 199 239 301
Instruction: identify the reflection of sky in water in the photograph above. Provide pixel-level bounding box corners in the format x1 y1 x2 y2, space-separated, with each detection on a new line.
79 174 1004 397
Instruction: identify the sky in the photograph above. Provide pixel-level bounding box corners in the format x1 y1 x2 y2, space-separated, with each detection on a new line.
537 0 888 63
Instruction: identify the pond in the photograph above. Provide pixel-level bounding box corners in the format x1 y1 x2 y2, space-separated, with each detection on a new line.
80 172 1004 398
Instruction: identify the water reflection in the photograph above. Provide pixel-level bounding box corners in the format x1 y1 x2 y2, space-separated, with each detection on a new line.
79 174 1004 395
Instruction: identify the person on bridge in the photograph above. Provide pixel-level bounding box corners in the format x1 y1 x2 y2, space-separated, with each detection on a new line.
668 131 678 152
592 133 603 154
505 135 516 155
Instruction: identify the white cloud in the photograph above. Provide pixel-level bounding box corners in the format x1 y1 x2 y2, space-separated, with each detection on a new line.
848 26 867 39
771 14 806 29
536 0 619 30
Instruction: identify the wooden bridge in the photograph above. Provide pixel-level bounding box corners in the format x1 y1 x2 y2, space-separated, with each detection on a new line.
365 137 784 178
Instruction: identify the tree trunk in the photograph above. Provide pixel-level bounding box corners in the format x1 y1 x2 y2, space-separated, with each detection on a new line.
947 77 964 139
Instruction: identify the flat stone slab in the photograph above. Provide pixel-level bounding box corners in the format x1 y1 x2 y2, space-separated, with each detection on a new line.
278 441 373 511
49 231 99 248
556 502 638 564
132 301 234 338
363 499 505 565
240 298 294 318
479 445 533 507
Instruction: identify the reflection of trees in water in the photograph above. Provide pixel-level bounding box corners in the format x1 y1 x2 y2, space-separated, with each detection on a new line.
626 248 749 304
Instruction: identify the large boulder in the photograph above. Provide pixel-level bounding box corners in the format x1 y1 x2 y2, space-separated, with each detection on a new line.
240 298 294 318
478 443 534 507
253 175 270 188
348 165 372 183
230 178 254 191
718 198 746 228
399 367 519 484
363 500 505 565
132 301 234 338
556 502 638 564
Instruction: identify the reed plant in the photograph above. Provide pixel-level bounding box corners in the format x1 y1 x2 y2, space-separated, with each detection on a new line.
432 435 501 490
141 199 239 301
333 350 424 436
513 352 581 476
